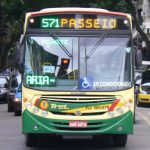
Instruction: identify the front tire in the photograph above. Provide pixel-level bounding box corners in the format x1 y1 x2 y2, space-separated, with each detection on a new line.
113 134 127 147
8 102 13 112
25 134 38 147
14 111 21 116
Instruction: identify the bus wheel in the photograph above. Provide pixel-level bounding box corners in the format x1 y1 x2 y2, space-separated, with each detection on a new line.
25 134 37 147
113 134 127 147
14 111 21 116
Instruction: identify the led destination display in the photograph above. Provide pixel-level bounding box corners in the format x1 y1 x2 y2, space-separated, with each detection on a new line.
28 14 130 30
41 18 116 29
26 75 56 86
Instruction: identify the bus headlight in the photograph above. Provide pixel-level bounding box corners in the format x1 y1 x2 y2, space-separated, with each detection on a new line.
33 107 39 114
108 111 115 117
26 103 32 109
124 103 131 109
42 110 48 117
117 108 124 114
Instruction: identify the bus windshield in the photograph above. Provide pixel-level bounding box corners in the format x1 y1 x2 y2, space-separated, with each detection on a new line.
23 35 132 91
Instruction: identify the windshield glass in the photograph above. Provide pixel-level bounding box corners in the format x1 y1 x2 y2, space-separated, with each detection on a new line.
23 35 132 91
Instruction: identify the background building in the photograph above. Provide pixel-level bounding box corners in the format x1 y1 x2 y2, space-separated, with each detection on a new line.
133 0 150 39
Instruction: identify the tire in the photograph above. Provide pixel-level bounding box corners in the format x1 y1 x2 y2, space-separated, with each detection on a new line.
14 111 21 116
113 134 127 147
25 134 38 147
8 102 13 112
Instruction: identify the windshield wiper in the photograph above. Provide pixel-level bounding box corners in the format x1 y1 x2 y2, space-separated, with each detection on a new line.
50 32 72 58
85 33 106 60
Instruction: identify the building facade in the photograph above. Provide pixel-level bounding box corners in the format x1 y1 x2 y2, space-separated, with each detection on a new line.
133 0 150 37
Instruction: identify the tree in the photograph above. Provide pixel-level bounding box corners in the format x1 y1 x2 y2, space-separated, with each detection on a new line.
125 0 150 58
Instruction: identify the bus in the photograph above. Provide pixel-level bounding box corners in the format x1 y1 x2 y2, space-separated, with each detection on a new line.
20 8 134 147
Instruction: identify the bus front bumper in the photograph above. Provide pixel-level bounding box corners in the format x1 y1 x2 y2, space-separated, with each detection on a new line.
22 110 133 135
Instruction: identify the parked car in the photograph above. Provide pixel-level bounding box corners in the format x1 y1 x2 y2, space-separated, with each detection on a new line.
14 83 22 116
6 71 21 112
137 69 150 106
0 75 9 103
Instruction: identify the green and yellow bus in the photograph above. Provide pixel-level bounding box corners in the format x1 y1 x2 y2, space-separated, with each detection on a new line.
21 8 134 147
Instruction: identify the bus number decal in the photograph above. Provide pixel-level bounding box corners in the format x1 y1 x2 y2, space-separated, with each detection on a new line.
41 18 59 28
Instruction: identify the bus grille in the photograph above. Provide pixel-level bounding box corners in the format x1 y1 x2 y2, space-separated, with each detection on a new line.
51 111 106 116
40 95 115 102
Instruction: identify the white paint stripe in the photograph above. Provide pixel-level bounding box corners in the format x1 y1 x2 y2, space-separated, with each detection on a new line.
136 111 150 126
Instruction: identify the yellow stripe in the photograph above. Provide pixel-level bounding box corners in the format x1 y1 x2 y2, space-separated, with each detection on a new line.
62 104 111 113
62 103 124 113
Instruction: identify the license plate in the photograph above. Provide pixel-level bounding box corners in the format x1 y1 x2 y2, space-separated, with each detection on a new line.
69 121 87 128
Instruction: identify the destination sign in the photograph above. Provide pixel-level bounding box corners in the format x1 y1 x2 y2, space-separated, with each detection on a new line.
28 14 130 30
26 75 56 86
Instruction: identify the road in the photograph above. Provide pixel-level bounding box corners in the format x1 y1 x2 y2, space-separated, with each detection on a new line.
0 104 150 150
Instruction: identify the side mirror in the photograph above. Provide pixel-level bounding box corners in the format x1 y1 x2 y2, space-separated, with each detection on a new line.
20 34 25 45
134 74 142 86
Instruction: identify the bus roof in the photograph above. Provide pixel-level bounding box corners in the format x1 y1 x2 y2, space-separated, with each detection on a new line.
30 7 129 17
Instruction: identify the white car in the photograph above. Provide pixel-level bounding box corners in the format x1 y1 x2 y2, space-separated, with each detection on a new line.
0 75 9 103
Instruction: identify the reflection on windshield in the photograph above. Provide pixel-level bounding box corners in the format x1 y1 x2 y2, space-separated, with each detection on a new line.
25 36 78 90
24 36 132 91
86 34 106 59
50 33 72 58
80 37 132 90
